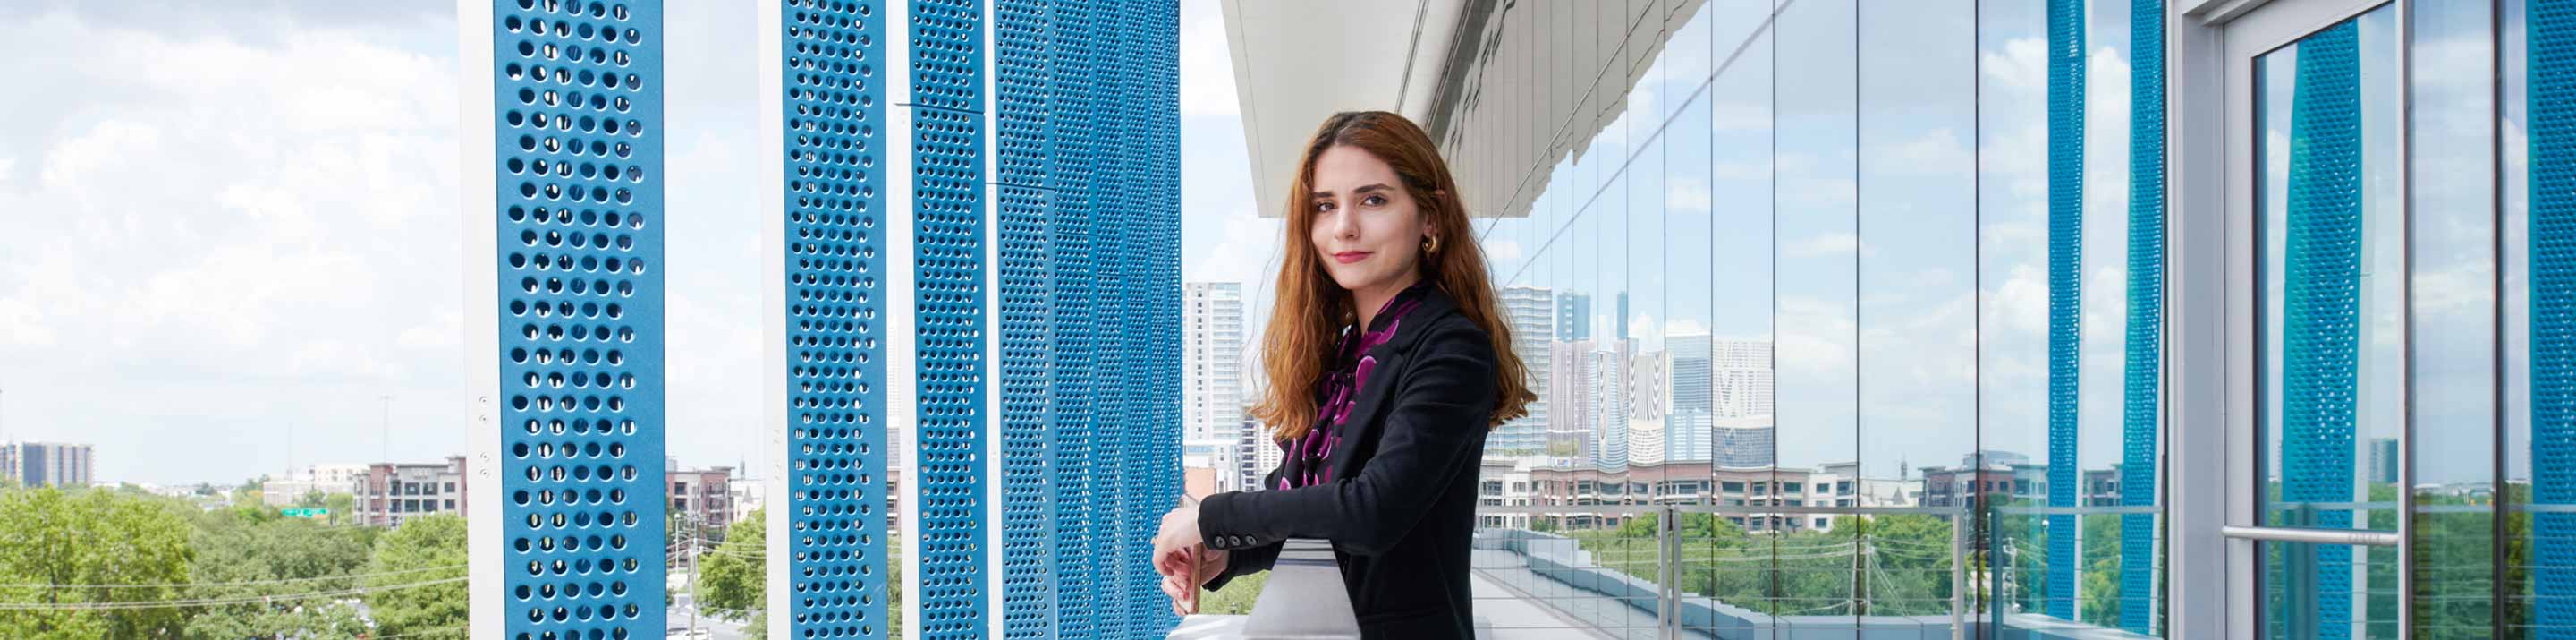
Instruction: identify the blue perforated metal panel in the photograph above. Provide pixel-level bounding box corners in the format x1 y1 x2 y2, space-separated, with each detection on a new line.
2529 0 2576 633
907 1 991 638
1143 2 1183 636
2044 0 2083 621
777 0 891 636
2282 21 2362 640
2121 0 2165 634
487 1 665 637
991 1 1179 637
991 1 1058 638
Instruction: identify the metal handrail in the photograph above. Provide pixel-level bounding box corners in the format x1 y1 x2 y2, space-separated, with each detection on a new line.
2220 525 2401 547
1474 504 1971 516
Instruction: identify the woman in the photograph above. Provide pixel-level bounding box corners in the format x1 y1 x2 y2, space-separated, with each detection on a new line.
1150 110 1536 638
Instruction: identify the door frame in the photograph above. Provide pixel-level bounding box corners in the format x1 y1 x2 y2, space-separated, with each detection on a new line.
2170 0 2414 637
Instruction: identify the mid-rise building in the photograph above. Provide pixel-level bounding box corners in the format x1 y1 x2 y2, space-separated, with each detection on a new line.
1521 461 1852 533
301 464 371 489
667 462 733 540
359 457 465 529
1712 414 1776 469
0 442 93 489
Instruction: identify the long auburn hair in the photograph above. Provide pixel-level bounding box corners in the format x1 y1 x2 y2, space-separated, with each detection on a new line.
1250 111 1536 443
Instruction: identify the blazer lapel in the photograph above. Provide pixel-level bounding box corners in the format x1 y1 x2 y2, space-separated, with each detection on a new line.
1322 289 1459 480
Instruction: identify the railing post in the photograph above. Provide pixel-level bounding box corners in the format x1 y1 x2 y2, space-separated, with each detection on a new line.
1953 509 1968 640
1660 504 1678 640
1989 499 2005 632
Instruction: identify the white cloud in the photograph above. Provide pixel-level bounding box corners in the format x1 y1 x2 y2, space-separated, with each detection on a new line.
0 6 469 482
1665 318 1709 337
1712 159 1768 182
38 120 162 190
1180 0 1238 116
2414 263 2494 317
1987 263 2049 337
1788 232 1860 257
1983 38 2046 92
1710 96 1769 132
1666 177 1712 211
1868 127 1972 178
1187 210 1280 286
1484 237 1524 263
1775 296 1854 375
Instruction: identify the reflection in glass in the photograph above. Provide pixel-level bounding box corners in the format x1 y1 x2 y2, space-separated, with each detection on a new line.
1773 0 1860 622
2408 2 2498 638
2253 6 2400 639
1858 0 1976 622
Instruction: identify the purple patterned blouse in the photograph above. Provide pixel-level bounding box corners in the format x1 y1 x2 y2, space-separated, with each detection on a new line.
1281 282 1432 490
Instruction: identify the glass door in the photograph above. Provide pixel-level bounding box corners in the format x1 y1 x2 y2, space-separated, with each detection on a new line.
2222 1 2409 638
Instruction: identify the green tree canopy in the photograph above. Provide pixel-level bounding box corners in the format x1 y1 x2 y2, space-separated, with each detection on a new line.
0 487 196 639
697 508 764 620
183 506 374 639
362 514 467 638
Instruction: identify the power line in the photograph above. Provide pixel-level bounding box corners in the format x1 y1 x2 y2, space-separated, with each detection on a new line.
0 576 465 610
369 627 469 639
0 564 466 590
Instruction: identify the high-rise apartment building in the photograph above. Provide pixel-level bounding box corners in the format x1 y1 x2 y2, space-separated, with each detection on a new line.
1495 286 1554 454
0 442 92 489
1183 282 1245 443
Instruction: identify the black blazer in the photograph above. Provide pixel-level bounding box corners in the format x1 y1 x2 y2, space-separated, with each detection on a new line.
1199 287 1498 639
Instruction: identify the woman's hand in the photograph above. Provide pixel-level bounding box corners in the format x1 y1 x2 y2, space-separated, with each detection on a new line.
1159 545 1229 616
1155 503 1205 552
1151 504 1225 615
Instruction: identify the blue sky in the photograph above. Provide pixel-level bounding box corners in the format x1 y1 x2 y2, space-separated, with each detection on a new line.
0 0 1263 484
0 0 2509 486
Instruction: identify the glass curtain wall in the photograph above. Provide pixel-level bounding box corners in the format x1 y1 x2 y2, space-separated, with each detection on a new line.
1454 0 2166 636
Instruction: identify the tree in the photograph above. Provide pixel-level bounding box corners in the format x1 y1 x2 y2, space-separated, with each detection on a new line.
0 486 195 638
1199 570 1267 615
698 509 765 621
889 534 903 637
183 506 372 639
363 514 467 638
324 493 357 528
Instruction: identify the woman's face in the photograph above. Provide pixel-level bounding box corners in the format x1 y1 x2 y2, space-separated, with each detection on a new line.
1307 144 1435 296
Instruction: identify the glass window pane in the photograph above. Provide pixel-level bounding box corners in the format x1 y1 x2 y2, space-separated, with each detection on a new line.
2408 1 2499 637
2253 6 2402 639
1859 0 1978 622
1774 0 1859 620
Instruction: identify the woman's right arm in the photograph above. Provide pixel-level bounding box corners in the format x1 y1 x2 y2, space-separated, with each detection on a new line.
1202 463 1287 591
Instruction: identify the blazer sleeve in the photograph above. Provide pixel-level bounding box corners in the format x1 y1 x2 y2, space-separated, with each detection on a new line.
1201 465 1284 591
1197 323 1497 557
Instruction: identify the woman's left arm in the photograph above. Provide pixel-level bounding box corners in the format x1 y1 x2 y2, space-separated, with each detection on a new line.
1196 325 1496 557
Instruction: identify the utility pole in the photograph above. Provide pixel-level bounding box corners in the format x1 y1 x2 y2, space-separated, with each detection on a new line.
379 395 392 464
688 516 701 636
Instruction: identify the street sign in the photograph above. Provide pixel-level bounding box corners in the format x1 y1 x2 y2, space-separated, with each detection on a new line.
282 508 330 518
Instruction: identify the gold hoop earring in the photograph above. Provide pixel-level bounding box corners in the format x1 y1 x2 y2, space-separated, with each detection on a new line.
1422 235 1441 254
